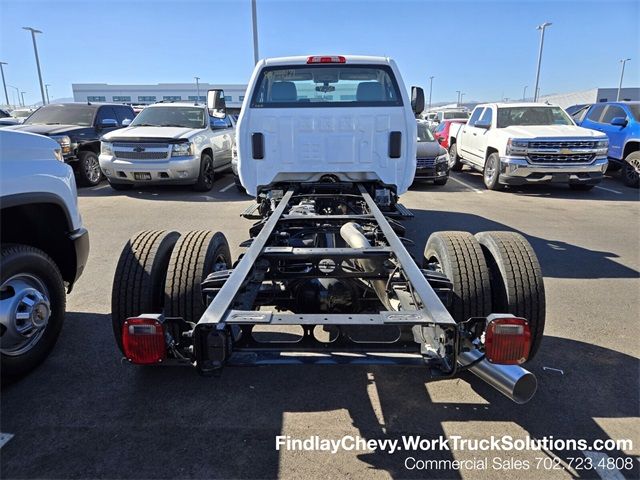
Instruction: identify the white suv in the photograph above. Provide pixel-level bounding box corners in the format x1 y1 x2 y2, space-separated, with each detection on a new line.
99 102 235 191
0 130 89 378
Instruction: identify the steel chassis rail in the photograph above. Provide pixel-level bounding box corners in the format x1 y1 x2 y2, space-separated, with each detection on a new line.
193 184 458 373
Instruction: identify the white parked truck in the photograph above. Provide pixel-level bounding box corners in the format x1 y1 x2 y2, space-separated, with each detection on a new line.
0 130 90 378
99 102 235 191
110 56 545 404
448 102 609 190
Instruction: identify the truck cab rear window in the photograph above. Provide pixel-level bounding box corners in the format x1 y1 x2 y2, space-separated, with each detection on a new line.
250 65 403 108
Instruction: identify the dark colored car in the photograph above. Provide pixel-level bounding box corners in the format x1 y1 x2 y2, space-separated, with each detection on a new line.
433 119 467 149
7 103 134 186
414 121 449 185
571 101 640 188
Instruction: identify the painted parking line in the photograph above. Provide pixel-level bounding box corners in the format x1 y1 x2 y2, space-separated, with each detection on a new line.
582 451 626 480
595 185 623 195
0 433 14 449
448 175 484 194
219 182 235 193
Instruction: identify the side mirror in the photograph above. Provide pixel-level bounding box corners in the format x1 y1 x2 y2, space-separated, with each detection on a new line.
122 118 132 127
610 117 627 127
474 120 491 130
207 89 226 117
411 86 425 115
99 118 118 128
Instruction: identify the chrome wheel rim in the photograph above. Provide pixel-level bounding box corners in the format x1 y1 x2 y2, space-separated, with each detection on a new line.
85 155 102 184
0 274 51 356
448 147 456 168
484 156 497 186
625 159 640 182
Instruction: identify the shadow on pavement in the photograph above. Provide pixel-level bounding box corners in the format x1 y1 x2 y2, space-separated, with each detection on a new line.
1 311 638 479
405 209 638 279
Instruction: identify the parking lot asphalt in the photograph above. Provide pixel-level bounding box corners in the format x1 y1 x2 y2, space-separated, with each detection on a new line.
1 171 639 480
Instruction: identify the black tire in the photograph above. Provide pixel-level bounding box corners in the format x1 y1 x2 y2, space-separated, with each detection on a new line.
474 231 545 360
76 150 104 187
193 153 215 192
108 181 133 191
448 143 463 171
164 231 231 323
434 177 448 186
483 152 501 190
423 232 492 323
1 245 66 379
234 175 246 194
569 184 595 191
111 230 181 352
622 152 640 188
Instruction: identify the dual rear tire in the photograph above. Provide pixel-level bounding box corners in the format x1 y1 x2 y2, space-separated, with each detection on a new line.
111 230 231 354
424 231 545 361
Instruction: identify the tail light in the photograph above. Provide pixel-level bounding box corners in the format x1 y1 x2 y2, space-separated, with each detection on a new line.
307 56 346 64
484 315 531 365
122 315 166 364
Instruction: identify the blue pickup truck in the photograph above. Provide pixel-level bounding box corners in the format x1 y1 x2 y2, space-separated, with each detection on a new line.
570 101 640 188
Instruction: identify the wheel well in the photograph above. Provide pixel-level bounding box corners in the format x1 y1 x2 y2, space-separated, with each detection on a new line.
486 147 498 160
0 203 76 285
623 141 639 159
449 138 456 146
77 141 100 155
201 147 213 159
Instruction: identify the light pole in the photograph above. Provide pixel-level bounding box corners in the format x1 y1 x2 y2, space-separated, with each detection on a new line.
456 90 461 106
194 76 200 102
23 27 47 106
45 83 51 104
0 62 9 106
533 22 552 102
460 92 465 105
617 58 631 101
427 76 434 112
251 0 259 65
7 85 20 107
522 85 528 102
21 91 26 107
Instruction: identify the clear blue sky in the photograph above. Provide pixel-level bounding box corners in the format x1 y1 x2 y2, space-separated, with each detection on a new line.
1 0 638 106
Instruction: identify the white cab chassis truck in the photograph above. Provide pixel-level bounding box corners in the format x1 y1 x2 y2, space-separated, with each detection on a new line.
111 56 545 404
448 103 609 190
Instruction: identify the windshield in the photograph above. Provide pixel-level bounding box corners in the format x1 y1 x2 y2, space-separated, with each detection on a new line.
497 106 573 127
417 123 435 142
251 64 403 108
130 106 205 128
629 104 640 121
24 105 94 125
444 111 469 119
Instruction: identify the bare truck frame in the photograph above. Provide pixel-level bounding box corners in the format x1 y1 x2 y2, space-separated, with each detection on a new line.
112 180 545 404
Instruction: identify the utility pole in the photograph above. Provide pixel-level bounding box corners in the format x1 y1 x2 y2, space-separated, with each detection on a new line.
456 90 461 107
45 83 51 104
194 76 200 102
251 0 259 65
0 62 9 106
617 58 631 101
21 91 26 107
7 85 20 107
533 22 552 102
522 85 528 102
23 27 47 106
428 76 434 112
460 92 465 105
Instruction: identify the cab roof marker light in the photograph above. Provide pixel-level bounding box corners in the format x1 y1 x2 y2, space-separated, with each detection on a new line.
307 56 346 64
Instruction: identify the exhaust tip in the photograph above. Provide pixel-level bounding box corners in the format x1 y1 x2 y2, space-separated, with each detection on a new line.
511 370 537 404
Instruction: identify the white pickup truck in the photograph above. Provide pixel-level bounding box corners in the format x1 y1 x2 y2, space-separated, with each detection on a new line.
0 130 89 378
448 103 609 191
99 102 235 191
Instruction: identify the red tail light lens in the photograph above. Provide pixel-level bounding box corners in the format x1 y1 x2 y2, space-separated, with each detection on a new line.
307 56 346 64
484 316 531 365
122 317 166 364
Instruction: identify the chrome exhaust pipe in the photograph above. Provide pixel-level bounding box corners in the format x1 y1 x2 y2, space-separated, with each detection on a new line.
458 349 537 404
340 222 392 310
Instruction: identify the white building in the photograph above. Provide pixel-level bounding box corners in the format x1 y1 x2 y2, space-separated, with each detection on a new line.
538 87 639 108
72 83 248 110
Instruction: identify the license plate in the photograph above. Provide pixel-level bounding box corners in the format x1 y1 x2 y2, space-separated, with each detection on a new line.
134 172 152 181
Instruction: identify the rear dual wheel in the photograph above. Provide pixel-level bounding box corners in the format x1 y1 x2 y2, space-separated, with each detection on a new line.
424 231 545 361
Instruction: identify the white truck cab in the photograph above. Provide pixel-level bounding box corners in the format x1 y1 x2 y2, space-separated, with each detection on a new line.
231 55 419 197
